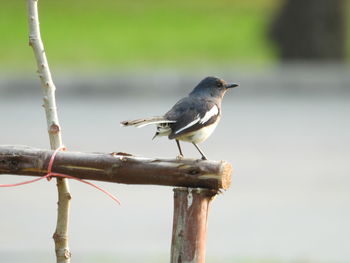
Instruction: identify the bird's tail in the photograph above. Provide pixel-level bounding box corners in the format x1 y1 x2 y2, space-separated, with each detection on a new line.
120 116 175 128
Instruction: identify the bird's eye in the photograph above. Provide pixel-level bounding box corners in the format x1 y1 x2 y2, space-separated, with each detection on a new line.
216 81 223 87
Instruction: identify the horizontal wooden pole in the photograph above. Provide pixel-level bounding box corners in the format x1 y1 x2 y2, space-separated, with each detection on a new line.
0 145 232 190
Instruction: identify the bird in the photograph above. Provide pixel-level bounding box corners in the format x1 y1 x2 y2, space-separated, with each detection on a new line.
121 76 238 160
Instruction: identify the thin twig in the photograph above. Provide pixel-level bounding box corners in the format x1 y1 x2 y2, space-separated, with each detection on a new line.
27 0 71 262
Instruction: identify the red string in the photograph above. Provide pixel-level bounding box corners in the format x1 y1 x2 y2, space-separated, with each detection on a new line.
0 146 121 205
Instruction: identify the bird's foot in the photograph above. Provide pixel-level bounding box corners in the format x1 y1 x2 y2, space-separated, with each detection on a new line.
201 156 208 161
176 154 184 160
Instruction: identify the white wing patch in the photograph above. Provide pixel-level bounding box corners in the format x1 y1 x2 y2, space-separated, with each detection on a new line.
174 115 200 134
199 105 219 124
136 120 176 128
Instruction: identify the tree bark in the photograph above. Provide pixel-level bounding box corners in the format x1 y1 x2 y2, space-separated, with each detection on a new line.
0 146 232 191
27 1 71 262
170 188 216 263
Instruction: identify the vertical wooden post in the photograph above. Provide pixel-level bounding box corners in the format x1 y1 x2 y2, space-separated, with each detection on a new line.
171 187 217 263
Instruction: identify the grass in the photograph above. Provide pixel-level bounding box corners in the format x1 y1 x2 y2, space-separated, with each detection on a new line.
0 0 302 70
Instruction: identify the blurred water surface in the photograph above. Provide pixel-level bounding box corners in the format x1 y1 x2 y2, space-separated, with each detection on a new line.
0 68 350 262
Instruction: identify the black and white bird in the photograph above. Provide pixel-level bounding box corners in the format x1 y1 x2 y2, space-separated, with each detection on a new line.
121 76 238 160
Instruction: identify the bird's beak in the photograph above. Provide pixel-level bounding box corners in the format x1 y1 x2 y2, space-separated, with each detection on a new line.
226 83 239 89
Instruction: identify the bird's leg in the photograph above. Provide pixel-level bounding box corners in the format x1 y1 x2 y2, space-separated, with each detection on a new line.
192 143 208 160
175 139 184 159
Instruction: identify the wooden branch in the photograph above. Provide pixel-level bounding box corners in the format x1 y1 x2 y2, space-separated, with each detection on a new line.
0 146 232 191
27 1 71 262
171 188 216 263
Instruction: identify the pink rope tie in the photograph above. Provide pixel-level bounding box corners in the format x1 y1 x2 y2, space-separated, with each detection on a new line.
0 146 121 205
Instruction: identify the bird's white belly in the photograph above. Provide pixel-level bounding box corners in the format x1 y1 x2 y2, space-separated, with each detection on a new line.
176 121 219 144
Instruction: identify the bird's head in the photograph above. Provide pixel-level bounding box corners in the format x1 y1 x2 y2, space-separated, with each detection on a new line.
190 76 238 98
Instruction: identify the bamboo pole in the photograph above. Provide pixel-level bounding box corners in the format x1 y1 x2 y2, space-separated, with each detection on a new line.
0 146 232 191
170 187 217 263
27 1 71 262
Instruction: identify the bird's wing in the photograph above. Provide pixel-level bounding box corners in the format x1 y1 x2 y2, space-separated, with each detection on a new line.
165 97 220 139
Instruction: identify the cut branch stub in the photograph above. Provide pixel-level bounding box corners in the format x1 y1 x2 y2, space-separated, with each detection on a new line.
0 145 233 191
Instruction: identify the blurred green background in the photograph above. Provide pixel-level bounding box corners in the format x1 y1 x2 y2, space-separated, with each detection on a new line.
0 0 290 69
1 0 349 70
